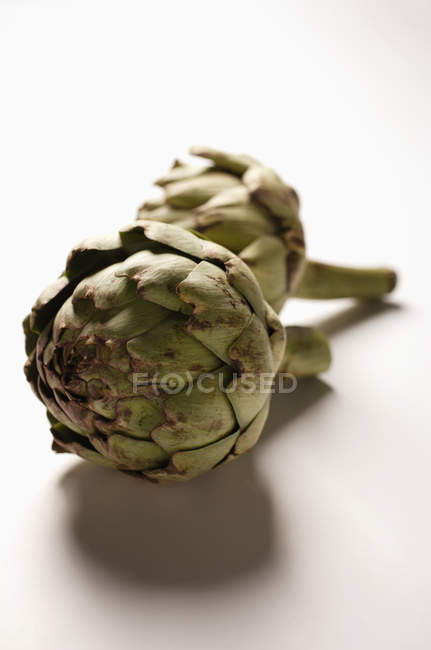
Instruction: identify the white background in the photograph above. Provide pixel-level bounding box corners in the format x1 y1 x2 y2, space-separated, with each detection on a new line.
1 1 430 648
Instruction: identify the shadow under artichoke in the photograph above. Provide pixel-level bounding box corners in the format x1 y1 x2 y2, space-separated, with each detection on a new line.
263 376 332 444
59 453 274 588
59 373 331 588
57 300 399 588
314 299 402 337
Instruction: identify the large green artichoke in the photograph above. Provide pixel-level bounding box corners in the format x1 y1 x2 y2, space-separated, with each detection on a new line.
24 221 288 481
138 146 396 312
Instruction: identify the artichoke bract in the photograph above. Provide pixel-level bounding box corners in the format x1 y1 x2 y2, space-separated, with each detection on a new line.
138 146 305 313
24 221 286 481
138 146 396 312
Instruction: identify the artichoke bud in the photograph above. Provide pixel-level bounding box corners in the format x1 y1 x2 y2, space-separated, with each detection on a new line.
137 146 307 312
24 221 285 482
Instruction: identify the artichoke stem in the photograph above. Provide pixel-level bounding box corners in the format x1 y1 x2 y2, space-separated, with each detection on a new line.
279 326 331 377
295 260 397 300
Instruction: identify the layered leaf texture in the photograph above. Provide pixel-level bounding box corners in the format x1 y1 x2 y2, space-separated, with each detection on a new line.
137 146 306 313
24 221 285 481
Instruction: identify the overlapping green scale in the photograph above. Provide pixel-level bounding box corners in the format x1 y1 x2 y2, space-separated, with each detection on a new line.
137 146 306 312
24 220 285 481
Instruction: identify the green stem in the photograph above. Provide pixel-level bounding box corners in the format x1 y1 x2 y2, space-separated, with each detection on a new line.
279 326 331 377
295 260 397 300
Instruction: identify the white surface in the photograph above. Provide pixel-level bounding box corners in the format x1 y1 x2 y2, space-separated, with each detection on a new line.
1 1 430 649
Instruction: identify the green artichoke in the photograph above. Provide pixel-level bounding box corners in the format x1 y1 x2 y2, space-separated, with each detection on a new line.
24 220 289 481
138 146 396 312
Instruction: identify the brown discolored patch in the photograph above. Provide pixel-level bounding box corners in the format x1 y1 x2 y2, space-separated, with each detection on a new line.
209 418 224 432
186 315 212 330
388 270 397 292
62 377 87 397
206 275 238 309
189 364 203 372
287 234 305 251
214 314 245 328
159 408 188 430
52 440 68 454
83 288 95 301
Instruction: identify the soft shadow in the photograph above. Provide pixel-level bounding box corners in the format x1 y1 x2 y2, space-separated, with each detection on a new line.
263 377 332 442
59 378 329 589
262 302 403 443
59 301 399 589
315 300 402 338
60 453 275 588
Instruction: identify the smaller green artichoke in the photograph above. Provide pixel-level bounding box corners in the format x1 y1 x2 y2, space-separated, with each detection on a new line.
138 146 305 313
24 221 288 481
